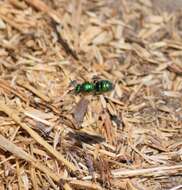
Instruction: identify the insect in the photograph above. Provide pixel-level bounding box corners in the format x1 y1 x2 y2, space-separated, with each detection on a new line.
75 80 114 94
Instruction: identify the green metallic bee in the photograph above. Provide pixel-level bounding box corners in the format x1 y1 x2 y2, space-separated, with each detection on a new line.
75 80 114 94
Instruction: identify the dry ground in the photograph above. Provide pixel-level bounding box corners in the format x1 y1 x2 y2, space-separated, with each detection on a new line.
0 0 182 189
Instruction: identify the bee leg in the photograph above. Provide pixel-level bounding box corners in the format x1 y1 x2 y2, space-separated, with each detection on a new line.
69 80 77 88
91 75 101 83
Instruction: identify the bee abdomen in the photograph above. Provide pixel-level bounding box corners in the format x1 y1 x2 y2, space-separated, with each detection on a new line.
95 80 113 93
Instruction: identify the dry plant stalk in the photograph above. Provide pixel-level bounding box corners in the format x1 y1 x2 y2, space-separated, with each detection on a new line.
111 165 182 178
0 134 62 182
0 101 77 172
0 0 182 189
24 0 61 23
17 80 51 102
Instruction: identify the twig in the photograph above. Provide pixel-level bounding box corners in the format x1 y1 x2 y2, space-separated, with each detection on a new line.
0 101 77 172
24 0 61 24
17 80 51 102
63 183 73 190
111 165 182 178
16 159 24 190
51 21 79 60
0 134 62 182
0 14 28 34
83 164 182 179
69 180 103 190
169 185 182 190
0 79 28 103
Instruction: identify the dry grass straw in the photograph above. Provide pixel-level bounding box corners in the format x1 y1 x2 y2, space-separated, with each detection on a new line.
0 100 76 171
0 0 182 189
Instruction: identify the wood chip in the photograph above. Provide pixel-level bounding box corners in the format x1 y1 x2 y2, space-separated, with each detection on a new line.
73 98 89 128
0 0 182 189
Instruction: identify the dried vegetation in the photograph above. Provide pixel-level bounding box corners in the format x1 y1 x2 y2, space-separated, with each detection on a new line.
0 0 182 189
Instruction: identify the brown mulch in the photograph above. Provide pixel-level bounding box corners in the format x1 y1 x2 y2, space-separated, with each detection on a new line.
0 0 182 189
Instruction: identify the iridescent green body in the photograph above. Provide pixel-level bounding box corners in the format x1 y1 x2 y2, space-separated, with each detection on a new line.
75 80 113 94
81 82 95 92
75 82 95 93
95 80 113 93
